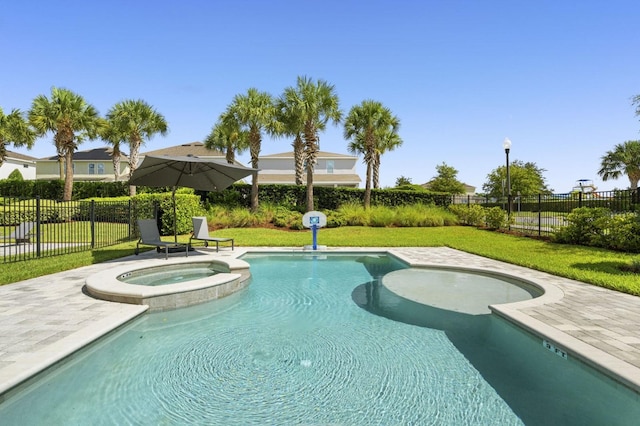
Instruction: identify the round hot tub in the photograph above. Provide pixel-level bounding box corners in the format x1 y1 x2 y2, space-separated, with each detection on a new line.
86 257 251 311
117 262 226 286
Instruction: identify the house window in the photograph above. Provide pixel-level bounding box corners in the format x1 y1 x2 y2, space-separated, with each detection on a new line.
97 163 105 174
88 163 95 174
326 160 334 174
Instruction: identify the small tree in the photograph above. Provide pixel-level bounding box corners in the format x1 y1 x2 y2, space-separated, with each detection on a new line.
428 162 466 194
395 176 412 187
483 160 552 198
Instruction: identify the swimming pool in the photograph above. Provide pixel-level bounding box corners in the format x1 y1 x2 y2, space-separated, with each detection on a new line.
0 253 638 424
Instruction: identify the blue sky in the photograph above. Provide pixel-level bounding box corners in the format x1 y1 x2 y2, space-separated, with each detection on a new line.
2 0 639 192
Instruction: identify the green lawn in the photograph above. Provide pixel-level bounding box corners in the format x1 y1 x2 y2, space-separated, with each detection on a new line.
1 226 639 296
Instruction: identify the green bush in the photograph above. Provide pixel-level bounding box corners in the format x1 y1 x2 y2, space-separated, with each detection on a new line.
448 204 485 226
553 207 611 246
133 191 205 236
369 206 396 227
606 213 640 252
337 202 370 226
7 169 24 181
0 199 80 225
484 207 509 230
324 209 347 228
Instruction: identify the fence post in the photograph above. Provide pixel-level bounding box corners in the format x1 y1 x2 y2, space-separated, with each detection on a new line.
90 200 96 249
538 194 542 237
35 196 41 257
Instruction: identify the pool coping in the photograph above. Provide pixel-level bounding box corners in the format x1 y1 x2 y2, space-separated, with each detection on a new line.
1 246 640 399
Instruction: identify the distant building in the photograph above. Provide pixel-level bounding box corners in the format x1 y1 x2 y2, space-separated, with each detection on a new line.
141 141 237 164
36 147 128 181
257 151 361 187
0 150 37 180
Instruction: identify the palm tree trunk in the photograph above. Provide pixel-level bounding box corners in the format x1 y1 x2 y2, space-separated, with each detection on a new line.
111 145 121 181
364 161 372 209
225 146 235 164
373 152 380 189
128 137 142 196
293 134 304 185
249 127 261 212
63 150 74 201
304 125 318 211
113 156 121 181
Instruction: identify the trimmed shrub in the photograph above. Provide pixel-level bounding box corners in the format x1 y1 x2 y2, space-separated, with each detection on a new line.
553 207 611 246
448 204 485 226
484 207 509 230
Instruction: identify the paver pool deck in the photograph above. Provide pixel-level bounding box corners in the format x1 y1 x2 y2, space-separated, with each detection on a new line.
1 247 640 398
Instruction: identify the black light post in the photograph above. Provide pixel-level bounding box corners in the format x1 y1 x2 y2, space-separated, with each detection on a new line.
503 137 512 217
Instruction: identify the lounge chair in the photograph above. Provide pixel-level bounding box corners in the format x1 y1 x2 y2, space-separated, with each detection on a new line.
189 217 234 252
9 222 36 244
135 219 188 260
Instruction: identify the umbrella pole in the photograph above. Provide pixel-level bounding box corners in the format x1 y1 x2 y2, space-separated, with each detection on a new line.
172 186 178 243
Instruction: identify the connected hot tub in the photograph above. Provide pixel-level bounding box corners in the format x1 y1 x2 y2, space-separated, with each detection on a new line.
86 256 251 311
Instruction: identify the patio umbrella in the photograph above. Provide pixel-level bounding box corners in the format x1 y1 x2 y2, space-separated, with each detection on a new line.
129 155 258 241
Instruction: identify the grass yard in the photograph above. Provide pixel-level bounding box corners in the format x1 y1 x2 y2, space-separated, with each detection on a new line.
1 226 639 296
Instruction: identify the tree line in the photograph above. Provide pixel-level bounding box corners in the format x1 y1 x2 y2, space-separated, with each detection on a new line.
0 76 403 211
2 86 639 204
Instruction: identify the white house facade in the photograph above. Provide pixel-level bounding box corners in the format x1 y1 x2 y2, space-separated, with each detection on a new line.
0 150 37 180
257 151 361 187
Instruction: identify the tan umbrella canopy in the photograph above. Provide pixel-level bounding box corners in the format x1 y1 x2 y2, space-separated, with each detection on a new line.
130 155 258 241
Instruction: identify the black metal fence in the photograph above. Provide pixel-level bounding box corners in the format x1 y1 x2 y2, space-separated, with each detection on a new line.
1 197 134 264
2 189 638 263
452 189 639 237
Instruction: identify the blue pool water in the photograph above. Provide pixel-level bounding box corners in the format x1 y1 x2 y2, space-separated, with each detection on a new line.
0 253 638 425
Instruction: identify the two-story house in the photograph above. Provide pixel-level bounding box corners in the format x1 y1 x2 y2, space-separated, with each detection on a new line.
257 151 361 187
36 147 129 181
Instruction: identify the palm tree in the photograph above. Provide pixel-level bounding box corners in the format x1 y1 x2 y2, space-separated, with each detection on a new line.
276 89 305 185
373 128 402 189
598 140 640 190
99 119 124 181
29 87 101 201
283 76 341 211
0 107 35 165
204 108 248 165
229 88 279 211
105 99 168 196
344 100 400 208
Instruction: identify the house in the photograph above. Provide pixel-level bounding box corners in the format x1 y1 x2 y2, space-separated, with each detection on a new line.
141 141 237 164
0 150 37 180
36 147 129 181
257 151 361 187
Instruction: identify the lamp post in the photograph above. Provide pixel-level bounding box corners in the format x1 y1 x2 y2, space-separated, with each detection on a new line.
503 137 512 217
